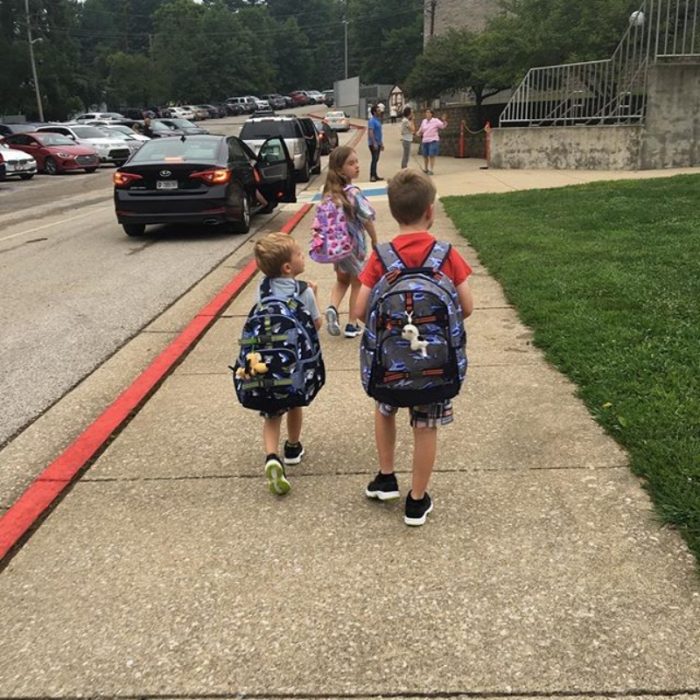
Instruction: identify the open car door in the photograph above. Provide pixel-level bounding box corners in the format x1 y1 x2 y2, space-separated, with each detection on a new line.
255 137 296 204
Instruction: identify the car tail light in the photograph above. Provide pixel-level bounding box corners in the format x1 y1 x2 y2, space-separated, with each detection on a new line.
113 171 143 187
189 168 231 185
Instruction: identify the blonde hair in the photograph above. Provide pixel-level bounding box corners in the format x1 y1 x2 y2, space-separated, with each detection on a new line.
387 169 436 225
254 232 297 277
323 145 354 217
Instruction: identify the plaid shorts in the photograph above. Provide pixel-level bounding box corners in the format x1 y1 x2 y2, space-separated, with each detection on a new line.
377 399 454 428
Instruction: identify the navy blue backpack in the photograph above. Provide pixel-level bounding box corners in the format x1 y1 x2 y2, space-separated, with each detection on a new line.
232 278 325 412
360 241 467 407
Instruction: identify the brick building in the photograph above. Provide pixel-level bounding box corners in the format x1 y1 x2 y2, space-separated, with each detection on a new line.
424 0 500 44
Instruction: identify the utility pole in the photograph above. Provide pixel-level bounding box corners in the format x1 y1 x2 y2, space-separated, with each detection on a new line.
343 18 349 79
24 0 44 121
429 0 437 38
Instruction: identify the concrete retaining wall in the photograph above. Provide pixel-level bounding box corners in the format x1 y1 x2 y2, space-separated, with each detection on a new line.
490 59 700 170
490 125 644 170
640 58 700 169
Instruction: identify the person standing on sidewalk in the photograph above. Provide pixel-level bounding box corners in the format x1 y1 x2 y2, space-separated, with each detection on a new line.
417 109 448 175
367 105 384 182
322 146 379 339
354 170 474 526
400 106 416 169
252 233 323 496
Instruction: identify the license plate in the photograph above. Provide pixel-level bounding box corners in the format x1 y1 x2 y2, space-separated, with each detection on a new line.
156 180 178 190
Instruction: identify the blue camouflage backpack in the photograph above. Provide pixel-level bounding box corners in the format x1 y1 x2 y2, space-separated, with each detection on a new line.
232 278 325 413
360 240 467 407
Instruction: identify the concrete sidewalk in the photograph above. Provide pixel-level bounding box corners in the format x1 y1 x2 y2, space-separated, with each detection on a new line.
0 126 699 697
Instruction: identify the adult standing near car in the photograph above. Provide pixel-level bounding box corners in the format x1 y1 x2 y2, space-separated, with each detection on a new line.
417 108 448 175
367 104 384 182
142 115 155 139
400 106 416 169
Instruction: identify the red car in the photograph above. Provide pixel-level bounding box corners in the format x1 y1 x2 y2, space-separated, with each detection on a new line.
289 91 310 106
1 131 100 175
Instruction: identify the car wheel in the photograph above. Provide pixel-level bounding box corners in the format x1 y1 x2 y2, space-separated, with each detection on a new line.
19 173 34 180
84 167 98 173
44 157 58 175
230 193 251 234
123 223 145 237
297 160 310 183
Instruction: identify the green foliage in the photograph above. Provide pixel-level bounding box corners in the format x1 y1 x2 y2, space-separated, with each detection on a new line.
442 175 700 563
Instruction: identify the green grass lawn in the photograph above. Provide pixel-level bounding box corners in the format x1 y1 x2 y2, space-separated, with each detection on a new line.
443 174 700 563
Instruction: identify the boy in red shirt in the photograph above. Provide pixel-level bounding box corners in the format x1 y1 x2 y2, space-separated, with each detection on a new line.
354 169 474 525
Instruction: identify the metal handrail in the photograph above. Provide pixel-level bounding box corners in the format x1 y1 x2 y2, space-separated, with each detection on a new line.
500 0 698 126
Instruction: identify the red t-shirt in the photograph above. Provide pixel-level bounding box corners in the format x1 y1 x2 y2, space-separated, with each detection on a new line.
359 231 472 288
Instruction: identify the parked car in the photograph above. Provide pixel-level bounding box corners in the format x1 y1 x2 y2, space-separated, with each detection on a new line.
161 106 197 120
306 90 325 105
185 105 210 120
0 141 37 179
322 89 335 106
136 118 185 138
260 94 286 110
250 96 270 111
113 133 296 236
0 122 46 137
224 101 244 116
226 96 257 114
157 118 209 135
313 120 339 156
73 111 125 122
324 110 351 132
96 126 144 157
2 132 100 174
197 104 225 119
289 91 310 106
36 124 131 165
239 114 320 182
88 122 149 142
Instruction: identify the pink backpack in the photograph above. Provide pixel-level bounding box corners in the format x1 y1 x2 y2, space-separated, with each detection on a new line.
309 195 353 263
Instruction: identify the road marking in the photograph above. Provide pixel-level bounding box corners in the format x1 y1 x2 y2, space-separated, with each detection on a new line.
0 208 104 243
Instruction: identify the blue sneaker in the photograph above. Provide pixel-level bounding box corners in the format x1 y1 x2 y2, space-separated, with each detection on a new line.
344 323 361 338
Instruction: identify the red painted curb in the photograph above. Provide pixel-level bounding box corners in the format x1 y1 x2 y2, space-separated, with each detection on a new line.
0 203 313 563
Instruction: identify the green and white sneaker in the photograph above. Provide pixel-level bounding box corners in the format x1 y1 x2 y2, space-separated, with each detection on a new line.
265 454 291 496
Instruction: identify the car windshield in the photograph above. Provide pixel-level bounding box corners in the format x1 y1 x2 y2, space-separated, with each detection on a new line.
72 126 110 139
168 119 196 127
129 138 220 164
104 125 134 136
36 134 75 146
240 121 297 139
327 112 345 118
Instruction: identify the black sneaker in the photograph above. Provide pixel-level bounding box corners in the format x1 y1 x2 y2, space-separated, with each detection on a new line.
344 323 361 338
283 440 304 465
404 491 433 526
365 471 400 501
265 454 290 496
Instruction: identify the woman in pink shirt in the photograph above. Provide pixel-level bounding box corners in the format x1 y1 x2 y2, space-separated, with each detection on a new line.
416 109 448 175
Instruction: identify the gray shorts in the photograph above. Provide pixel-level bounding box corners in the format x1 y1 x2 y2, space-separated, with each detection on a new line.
377 399 454 428
334 252 364 277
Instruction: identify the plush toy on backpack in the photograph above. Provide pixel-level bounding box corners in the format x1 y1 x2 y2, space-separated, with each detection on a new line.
309 194 354 263
360 241 467 407
232 278 325 413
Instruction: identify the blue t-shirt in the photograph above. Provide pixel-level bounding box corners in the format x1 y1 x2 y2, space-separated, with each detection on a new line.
367 116 383 147
257 277 320 321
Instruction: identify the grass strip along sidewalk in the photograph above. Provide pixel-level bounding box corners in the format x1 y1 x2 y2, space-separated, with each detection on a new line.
443 174 700 565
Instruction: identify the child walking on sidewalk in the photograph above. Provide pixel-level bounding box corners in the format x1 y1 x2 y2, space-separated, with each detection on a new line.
320 146 378 339
251 233 322 496
354 170 474 525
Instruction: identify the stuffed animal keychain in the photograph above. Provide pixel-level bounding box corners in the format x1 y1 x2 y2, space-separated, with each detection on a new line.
235 351 269 380
401 312 429 357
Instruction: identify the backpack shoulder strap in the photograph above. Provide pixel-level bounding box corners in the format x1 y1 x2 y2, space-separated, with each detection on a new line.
375 242 404 273
423 239 452 271
259 276 272 298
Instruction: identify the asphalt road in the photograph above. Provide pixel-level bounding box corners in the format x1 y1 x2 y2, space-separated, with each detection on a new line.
0 109 331 448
